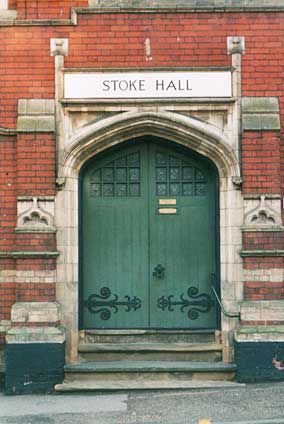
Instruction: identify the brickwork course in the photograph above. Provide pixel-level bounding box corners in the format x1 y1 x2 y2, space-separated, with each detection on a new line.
1 0 284 390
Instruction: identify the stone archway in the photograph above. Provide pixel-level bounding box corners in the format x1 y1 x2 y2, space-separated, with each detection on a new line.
55 110 242 362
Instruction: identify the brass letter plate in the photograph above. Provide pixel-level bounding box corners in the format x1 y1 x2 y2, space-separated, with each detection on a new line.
158 208 177 215
159 199 176 205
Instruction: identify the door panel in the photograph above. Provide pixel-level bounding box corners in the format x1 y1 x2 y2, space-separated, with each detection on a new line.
81 139 218 329
148 144 216 328
81 144 149 328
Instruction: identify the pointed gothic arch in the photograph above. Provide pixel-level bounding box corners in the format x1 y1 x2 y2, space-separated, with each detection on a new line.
58 111 240 182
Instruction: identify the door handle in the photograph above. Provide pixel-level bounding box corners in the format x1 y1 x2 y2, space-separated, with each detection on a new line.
153 264 165 279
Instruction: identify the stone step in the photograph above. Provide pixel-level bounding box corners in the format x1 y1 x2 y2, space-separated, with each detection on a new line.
81 329 218 344
56 361 237 392
62 360 236 382
55 379 243 392
78 342 223 362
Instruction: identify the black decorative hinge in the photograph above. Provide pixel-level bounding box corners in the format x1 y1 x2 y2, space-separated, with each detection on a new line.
84 287 142 320
157 286 214 320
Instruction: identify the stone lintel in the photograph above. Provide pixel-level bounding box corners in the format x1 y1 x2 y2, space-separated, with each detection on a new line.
11 302 61 324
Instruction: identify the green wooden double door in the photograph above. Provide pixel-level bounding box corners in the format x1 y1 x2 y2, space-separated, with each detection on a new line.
81 138 219 329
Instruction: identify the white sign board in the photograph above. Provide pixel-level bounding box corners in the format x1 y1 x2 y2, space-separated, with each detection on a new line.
64 71 232 99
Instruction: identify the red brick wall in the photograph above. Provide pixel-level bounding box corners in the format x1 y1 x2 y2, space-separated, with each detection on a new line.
15 234 56 252
244 281 284 301
16 0 88 20
15 258 56 272
15 283 55 302
0 136 17 251
243 257 284 269
243 232 284 251
0 282 16 320
17 134 56 196
8 0 17 10
242 132 281 194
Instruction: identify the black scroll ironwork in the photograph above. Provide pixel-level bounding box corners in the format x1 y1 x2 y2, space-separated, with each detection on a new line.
84 287 142 320
157 286 214 320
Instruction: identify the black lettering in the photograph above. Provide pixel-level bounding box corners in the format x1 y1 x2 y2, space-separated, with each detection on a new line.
139 80 146 91
187 80 192 91
119 80 128 91
178 80 185 91
128 80 138 91
166 80 177 90
110 80 119 91
102 80 110 91
156 80 164 91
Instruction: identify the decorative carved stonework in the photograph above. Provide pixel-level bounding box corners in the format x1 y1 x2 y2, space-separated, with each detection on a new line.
227 36 245 55
244 195 283 230
56 177 66 191
232 176 243 190
50 38 69 56
16 197 56 233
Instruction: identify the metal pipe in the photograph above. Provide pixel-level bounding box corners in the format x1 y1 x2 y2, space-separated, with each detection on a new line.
211 285 240 319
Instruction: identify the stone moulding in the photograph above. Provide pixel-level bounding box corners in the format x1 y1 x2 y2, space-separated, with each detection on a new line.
2 2 284 27
240 250 284 257
0 251 60 258
58 110 240 181
87 1 284 11
0 127 17 136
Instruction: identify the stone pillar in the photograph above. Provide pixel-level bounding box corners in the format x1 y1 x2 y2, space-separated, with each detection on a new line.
5 302 65 394
4 98 66 394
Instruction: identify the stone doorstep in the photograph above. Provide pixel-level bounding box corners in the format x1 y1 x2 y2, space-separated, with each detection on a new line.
55 379 244 392
64 361 236 373
78 342 223 362
82 329 217 344
78 342 223 353
57 361 237 392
